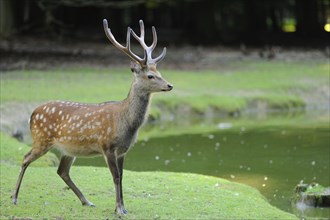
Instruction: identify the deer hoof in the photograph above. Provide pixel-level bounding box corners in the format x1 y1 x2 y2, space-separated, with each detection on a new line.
12 199 18 205
82 201 95 207
116 207 128 215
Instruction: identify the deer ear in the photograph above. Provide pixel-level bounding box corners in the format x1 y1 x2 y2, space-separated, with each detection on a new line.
130 61 142 74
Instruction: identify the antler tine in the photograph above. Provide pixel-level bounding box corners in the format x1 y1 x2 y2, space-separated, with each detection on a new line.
103 19 144 65
130 20 166 65
153 47 167 63
130 20 148 50
126 27 131 49
150 26 157 50
150 26 167 63
139 20 145 41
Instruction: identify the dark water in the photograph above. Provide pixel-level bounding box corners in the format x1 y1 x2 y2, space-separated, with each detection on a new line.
75 114 330 219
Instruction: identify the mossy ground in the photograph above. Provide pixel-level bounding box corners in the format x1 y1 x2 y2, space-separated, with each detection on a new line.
0 133 297 219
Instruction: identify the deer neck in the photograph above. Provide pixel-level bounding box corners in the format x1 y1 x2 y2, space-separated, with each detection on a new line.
122 82 151 130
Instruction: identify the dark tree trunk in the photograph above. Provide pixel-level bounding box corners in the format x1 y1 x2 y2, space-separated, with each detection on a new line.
296 0 322 35
243 0 267 44
0 0 15 37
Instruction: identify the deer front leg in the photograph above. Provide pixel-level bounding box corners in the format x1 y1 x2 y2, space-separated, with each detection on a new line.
57 155 94 206
104 151 127 215
117 156 125 209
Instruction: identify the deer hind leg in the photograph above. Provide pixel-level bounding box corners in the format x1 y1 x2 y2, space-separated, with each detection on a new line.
12 143 51 204
57 155 94 206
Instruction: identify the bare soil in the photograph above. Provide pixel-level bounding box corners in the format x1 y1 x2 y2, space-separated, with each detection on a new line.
1 36 329 71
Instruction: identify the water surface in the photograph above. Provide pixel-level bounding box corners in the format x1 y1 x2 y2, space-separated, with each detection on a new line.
75 112 330 218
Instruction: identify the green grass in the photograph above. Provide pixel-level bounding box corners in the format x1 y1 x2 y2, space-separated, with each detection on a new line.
0 134 297 219
1 165 297 219
1 60 328 117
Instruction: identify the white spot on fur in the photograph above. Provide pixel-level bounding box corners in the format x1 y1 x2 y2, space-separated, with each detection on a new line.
36 114 40 120
107 127 111 134
51 107 56 114
59 110 63 115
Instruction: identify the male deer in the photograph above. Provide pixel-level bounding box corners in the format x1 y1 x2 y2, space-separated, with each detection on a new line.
12 19 173 215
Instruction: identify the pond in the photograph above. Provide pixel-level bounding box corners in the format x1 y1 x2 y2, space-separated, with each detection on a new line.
74 110 330 219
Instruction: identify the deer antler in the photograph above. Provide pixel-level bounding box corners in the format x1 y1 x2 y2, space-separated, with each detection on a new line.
130 20 166 66
103 19 166 67
103 19 144 65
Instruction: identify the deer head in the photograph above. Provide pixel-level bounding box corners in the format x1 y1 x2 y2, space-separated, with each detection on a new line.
103 19 173 94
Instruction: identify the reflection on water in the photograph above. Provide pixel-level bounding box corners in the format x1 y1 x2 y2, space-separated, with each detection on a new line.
75 112 330 219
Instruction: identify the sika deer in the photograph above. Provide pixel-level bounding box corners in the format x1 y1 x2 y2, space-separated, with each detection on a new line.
12 19 173 215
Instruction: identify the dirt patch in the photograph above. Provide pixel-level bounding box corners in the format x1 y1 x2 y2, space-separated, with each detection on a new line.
1 37 329 71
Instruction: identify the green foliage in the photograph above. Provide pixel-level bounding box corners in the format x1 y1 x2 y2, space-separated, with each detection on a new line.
155 95 247 113
254 95 306 110
305 184 329 195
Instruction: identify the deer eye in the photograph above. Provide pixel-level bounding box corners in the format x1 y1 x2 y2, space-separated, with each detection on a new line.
147 75 155 79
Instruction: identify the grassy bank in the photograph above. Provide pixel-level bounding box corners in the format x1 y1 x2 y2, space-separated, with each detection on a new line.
0 133 297 219
1 60 328 119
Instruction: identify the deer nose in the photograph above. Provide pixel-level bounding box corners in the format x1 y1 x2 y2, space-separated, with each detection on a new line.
167 84 173 90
